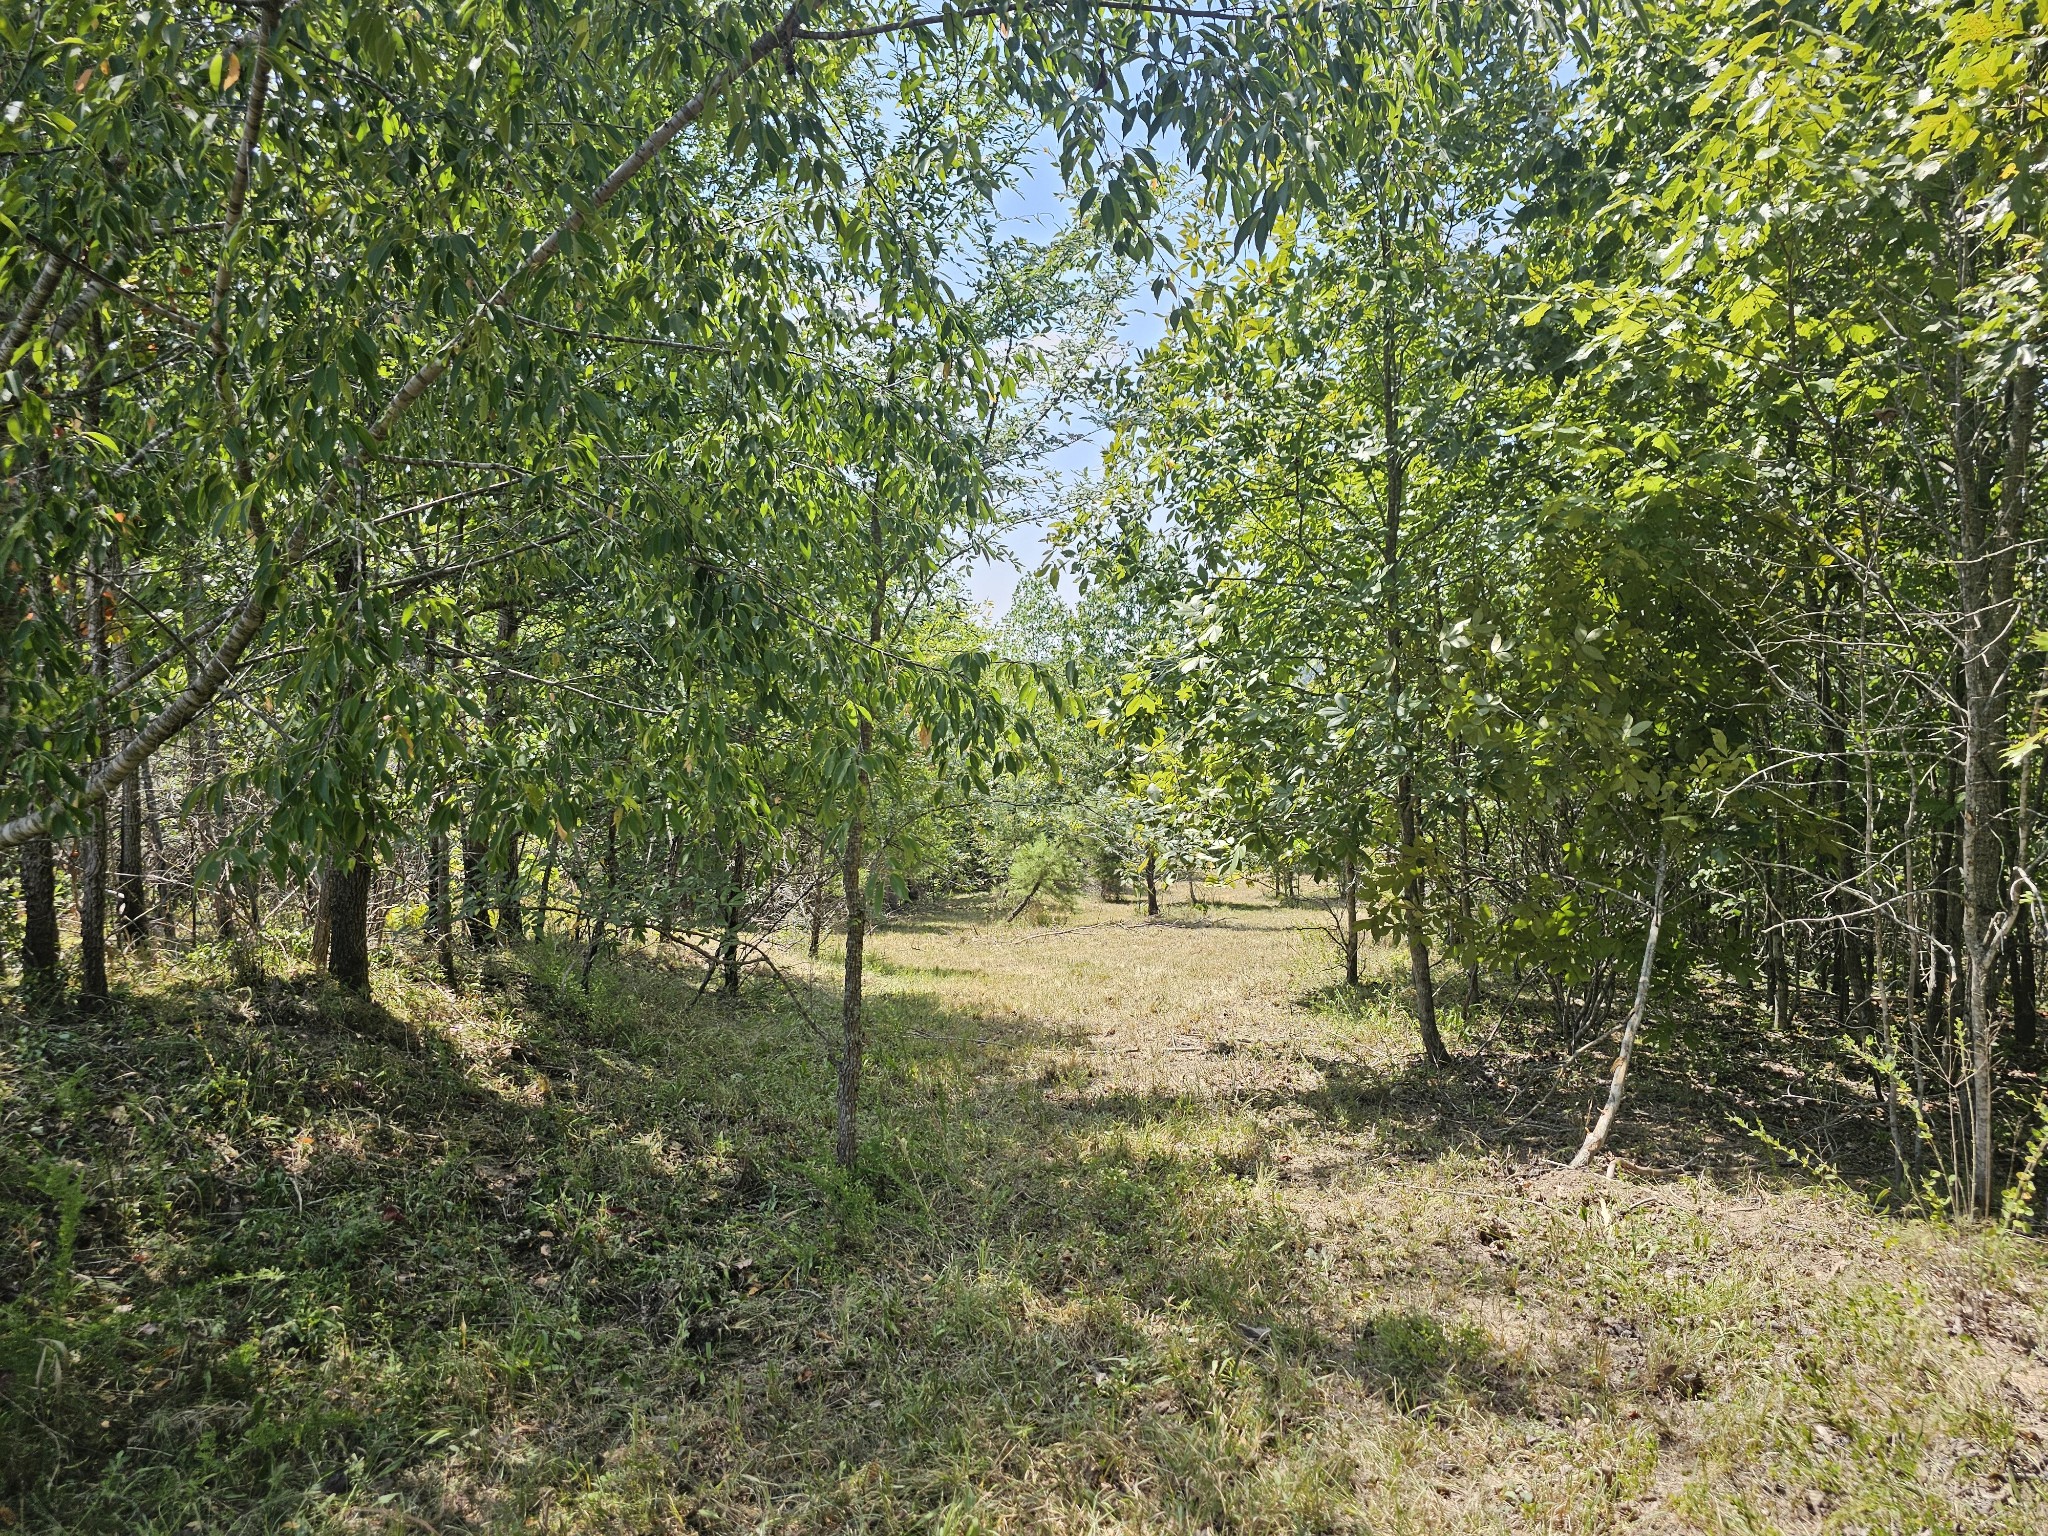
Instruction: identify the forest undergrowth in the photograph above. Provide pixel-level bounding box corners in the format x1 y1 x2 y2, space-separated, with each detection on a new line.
5 890 2046 1535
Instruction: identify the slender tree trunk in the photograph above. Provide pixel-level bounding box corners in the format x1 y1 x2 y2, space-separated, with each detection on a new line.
327 852 372 993
1953 338 2027 1216
1767 826 1789 1031
837 766 867 1168
1377 202 1443 1065
580 817 618 991
1398 774 1449 1065
2000 366 2038 1065
462 827 492 947
1457 765 1478 1015
78 566 110 1004
1342 852 1360 987
498 831 524 941
837 476 887 1171
115 632 149 945
1571 840 1673 1169
2015 904 2038 1060
309 863 333 972
1006 875 1048 923
78 812 108 1004
21 836 59 1005
204 722 236 942
720 837 746 997
809 849 829 960
534 833 556 943
1144 847 1159 918
139 756 168 940
118 764 146 944
429 823 455 980
484 603 523 940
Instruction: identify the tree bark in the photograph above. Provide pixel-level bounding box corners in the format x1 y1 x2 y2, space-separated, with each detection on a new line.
428 823 455 980
78 812 108 1004
533 836 555 945
1571 840 1672 1170
139 756 168 940
1144 847 1159 918
326 852 373 993
837 771 867 1169
1378 200 1443 1065
118 759 147 943
308 863 333 972
1953 343 2028 1216
498 831 524 940
204 721 236 942
837 470 885 1170
1342 853 1360 987
2015 903 2038 1060
78 565 110 1004
20 836 60 1004
462 826 493 947
1398 774 1449 1065
809 848 829 960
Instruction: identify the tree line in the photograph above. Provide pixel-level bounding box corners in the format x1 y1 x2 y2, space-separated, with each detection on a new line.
1065 0 2046 1217
4 0 1426 1162
10 2 2047 1218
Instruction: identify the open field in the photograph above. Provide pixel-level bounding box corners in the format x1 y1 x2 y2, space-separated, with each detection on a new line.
5 888 2046 1533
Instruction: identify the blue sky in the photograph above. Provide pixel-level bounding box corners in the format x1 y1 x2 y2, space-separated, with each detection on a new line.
961 133 1170 614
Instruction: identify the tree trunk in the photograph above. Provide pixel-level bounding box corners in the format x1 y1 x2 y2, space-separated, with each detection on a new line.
1398 773 1448 1065
309 862 333 972
1377 203 1444 1067
720 838 746 996
1953 342 2028 1216
117 762 146 944
837 772 867 1168
462 826 492 947
809 850 829 960
838 472 887 1171
1144 847 1159 918
534 835 556 944
1571 840 1673 1169
139 756 169 941
1342 853 1360 986
580 817 617 991
1457 772 1478 1016
498 831 524 941
78 812 108 1004
204 721 236 942
79 569 110 1004
2015 903 2038 1060
326 852 373 993
1006 875 1048 923
21 835 60 1004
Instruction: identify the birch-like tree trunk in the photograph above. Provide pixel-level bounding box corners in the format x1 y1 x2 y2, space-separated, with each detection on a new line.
1571 838 1673 1170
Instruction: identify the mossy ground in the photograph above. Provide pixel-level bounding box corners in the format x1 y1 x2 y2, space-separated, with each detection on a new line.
3 890 2044 1532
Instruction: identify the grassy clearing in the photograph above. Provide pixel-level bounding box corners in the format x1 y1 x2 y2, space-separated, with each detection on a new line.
4 889 2045 1533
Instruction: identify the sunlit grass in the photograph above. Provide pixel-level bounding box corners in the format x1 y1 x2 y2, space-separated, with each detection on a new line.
3 888 2044 1532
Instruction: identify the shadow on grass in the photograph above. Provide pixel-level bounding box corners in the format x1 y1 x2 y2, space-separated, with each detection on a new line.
0 935 1910 1534
1286 974 1904 1194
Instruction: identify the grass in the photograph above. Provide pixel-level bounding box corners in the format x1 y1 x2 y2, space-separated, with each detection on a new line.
3 887 2045 1532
